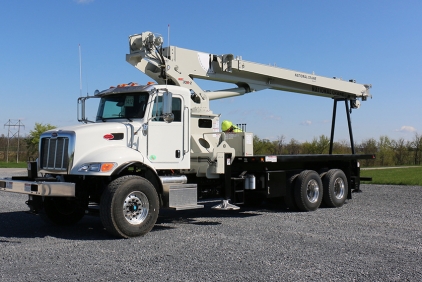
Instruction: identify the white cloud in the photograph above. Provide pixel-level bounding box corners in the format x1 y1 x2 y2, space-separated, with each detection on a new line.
397 126 416 133
301 120 312 126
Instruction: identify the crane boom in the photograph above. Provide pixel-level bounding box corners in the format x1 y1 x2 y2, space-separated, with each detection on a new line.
126 31 371 112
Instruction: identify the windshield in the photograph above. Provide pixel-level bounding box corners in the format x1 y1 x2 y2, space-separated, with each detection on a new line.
96 92 149 121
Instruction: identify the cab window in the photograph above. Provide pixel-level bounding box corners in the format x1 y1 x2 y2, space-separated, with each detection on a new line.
97 93 149 120
151 96 182 122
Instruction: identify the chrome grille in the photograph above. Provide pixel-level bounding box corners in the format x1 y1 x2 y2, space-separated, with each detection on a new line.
40 137 69 171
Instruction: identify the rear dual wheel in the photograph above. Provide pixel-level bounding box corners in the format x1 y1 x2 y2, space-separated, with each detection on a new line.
294 170 323 211
322 169 348 208
283 174 299 209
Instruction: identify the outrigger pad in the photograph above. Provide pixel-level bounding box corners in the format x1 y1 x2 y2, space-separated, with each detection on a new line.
211 199 240 211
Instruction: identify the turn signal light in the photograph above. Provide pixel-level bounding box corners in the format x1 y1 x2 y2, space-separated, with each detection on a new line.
101 163 115 172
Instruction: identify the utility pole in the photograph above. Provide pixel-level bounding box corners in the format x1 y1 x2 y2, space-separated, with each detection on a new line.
4 119 25 163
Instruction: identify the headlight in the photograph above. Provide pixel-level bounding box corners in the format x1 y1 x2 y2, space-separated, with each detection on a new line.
78 162 116 172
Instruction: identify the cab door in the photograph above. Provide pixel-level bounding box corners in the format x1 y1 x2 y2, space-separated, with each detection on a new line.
146 92 188 169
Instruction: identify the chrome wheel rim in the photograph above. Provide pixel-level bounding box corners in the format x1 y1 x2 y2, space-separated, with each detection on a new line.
123 191 149 225
307 179 320 203
333 178 345 199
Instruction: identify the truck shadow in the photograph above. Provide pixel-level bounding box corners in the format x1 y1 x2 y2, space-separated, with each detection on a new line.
0 211 111 241
0 202 290 241
155 200 288 226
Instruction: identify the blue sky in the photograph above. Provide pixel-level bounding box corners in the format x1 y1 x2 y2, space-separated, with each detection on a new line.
1 0 421 143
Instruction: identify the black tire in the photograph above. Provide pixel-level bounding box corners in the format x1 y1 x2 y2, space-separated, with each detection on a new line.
40 197 86 225
100 175 159 238
322 169 348 208
294 170 323 211
283 174 299 210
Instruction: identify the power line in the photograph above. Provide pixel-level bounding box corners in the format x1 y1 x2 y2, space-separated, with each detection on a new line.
4 119 25 163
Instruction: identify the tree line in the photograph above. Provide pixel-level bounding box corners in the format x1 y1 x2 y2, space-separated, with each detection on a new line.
1 123 421 167
253 134 422 167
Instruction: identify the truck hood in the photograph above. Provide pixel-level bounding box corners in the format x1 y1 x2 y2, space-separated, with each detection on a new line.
40 121 146 175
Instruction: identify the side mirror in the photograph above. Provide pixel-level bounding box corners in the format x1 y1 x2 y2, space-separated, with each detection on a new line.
162 91 174 123
141 123 148 136
77 96 97 123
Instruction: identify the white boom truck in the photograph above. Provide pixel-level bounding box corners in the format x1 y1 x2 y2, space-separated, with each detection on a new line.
0 31 374 238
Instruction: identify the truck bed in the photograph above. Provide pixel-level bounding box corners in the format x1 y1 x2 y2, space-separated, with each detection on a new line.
232 154 375 171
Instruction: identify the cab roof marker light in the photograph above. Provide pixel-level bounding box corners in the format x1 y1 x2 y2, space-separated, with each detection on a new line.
110 82 139 89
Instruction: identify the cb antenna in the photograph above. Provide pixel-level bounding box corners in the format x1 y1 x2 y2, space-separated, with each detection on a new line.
79 44 89 97
79 44 82 97
166 24 170 87
167 24 170 51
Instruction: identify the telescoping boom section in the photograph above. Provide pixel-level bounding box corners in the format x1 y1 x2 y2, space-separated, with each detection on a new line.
126 31 372 153
126 31 371 110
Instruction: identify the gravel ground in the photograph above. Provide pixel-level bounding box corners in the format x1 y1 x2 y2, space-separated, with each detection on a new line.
0 169 421 281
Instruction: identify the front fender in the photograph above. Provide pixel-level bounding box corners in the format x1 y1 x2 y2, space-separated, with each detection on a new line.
111 160 163 206
70 146 149 176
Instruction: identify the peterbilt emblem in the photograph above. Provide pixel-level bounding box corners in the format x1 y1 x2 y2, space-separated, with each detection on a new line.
103 134 115 140
51 132 58 138
103 133 124 140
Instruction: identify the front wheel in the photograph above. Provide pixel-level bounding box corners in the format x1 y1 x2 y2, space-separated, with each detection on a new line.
100 175 159 238
40 196 86 225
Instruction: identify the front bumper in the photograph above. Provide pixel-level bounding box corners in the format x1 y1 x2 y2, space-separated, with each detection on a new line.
0 178 75 197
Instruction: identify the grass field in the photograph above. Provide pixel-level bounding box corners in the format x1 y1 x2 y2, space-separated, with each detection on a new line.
0 162 27 168
361 166 422 186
